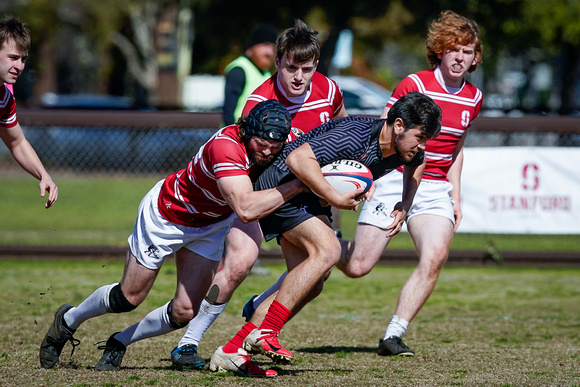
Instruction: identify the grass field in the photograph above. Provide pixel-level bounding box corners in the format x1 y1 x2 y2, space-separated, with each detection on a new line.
1 176 579 253
0 259 579 386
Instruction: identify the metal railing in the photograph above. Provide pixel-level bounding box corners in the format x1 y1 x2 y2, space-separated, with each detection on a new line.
2 110 579 177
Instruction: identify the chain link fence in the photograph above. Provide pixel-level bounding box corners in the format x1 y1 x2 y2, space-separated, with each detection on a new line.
2 110 222 177
1 111 579 177
6 126 217 176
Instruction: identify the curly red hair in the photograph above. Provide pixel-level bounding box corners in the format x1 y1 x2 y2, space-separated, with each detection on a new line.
425 10 482 73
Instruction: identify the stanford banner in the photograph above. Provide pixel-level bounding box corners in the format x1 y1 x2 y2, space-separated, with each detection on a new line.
459 147 579 234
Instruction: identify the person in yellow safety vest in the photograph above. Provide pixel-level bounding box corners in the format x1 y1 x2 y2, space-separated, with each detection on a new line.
223 23 277 125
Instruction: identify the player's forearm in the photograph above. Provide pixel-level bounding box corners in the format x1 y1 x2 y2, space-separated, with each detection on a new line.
235 179 306 223
10 140 51 182
448 150 463 202
401 163 424 207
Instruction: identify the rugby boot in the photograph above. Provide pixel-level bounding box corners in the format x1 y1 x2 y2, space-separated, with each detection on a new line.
39 304 79 368
378 336 415 357
209 346 277 377
95 333 127 371
243 328 293 363
170 344 206 369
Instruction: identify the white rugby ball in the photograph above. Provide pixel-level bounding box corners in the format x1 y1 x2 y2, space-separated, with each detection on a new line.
320 160 373 196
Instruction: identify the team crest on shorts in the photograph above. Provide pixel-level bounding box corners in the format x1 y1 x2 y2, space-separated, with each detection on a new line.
372 202 388 216
145 245 160 259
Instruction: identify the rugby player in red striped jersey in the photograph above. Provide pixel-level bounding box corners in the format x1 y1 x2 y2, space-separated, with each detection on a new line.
338 10 484 357
0 16 58 208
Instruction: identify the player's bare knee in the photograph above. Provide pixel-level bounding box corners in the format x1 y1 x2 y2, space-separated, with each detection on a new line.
432 246 449 266
221 261 253 285
223 249 257 277
342 253 374 278
167 299 193 328
317 252 341 273
342 242 378 277
418 254 447 278
346 264 370 278
430 256 447 275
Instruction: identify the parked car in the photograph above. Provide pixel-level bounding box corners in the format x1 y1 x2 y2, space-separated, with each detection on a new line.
182 74 225 112
181 74 391 117
40 93 135 109
331 75 391 117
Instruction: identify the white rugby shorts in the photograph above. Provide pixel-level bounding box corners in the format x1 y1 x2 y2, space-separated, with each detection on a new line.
358 170 455 230
128 179 235 270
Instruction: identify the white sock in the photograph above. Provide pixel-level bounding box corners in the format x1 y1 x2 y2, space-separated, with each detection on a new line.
115 301 175 347
64 283 117 330
177 299 227 348
384 315 409 340
253 270 288 308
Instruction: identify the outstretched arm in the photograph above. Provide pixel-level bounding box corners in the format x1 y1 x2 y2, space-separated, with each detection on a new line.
217 174 307 223
448 132 467 232
386 161 425 237
0 123 58 208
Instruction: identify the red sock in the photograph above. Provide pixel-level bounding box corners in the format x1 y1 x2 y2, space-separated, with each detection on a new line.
259 300 291 332
222 322 256 353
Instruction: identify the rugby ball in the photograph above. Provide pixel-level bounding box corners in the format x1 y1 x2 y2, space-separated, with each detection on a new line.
320 160 373 196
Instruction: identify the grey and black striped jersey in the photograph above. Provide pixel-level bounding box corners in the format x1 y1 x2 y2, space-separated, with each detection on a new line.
266 115 423 182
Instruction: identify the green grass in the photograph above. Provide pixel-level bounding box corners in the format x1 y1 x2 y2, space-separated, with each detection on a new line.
0 176 159 245
1 175 579 253
0 260 578 386
338 208 580 252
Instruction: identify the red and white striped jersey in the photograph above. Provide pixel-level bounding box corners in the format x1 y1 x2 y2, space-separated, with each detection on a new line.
243 72 344 141
0 84 17 128
158 125 258 227
387 68 483 181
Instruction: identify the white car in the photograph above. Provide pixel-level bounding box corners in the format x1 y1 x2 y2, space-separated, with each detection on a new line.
331 75 391 117
182 74 225 112
182 74 391 117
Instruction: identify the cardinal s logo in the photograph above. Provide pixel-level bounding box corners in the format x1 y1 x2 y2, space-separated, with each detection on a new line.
461 110 471 127
522 163 539 191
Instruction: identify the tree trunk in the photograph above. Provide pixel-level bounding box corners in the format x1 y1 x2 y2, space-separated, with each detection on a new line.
558 40 579 115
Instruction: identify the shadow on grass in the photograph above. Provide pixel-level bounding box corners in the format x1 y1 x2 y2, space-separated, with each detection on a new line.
296 345 377 354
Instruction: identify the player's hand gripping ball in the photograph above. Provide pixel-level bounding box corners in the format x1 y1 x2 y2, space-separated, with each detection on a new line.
320 160 373 197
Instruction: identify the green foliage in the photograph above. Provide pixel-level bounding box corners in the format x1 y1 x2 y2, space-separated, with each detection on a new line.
4 0 580 112
523 0 580 46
